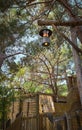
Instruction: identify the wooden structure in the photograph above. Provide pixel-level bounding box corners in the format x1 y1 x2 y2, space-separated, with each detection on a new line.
9 93 55 119
2 76 82 130
53 75 82 130
7 93 55 130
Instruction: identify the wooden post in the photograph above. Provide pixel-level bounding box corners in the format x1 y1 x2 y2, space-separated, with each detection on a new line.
75 111 81 129
65 113 71 130
38 20 82 26
56 122 63 130
36 94 39 130
67 76 77 90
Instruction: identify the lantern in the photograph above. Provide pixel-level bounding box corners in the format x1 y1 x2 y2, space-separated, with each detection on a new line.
39 28 52 47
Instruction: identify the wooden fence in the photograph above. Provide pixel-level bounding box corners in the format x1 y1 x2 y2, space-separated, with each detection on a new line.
5 109 82 130
22 115 54 130
52 110 82 130
5 114 54 130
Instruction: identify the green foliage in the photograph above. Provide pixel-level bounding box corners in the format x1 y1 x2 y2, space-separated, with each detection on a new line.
0 0 81 98
0 85 14 123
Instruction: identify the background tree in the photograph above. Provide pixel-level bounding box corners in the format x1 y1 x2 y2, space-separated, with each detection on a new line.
0 0 81 102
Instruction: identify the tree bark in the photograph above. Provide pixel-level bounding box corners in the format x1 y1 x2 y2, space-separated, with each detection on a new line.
71 27 82 105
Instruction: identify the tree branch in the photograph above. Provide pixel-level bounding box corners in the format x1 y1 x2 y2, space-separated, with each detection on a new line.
27 0 53 6
0 52 25 68
74 0 82 9
52 25 82 54
57 0 77 18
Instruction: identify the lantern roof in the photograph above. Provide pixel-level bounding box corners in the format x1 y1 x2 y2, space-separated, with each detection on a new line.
39 28 52 37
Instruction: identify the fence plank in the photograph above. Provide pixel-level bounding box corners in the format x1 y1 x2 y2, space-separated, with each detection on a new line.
6 114 22 130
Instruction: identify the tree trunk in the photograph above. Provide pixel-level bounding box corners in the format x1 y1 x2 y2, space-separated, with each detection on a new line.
71 27 82 105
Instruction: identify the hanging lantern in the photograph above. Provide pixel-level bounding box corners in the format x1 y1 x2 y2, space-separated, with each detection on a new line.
39 28 52 47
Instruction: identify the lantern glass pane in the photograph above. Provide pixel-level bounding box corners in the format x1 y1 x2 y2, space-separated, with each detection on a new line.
42 37 50 46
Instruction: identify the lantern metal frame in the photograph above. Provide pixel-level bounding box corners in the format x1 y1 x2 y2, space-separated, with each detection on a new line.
39 28 52 47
